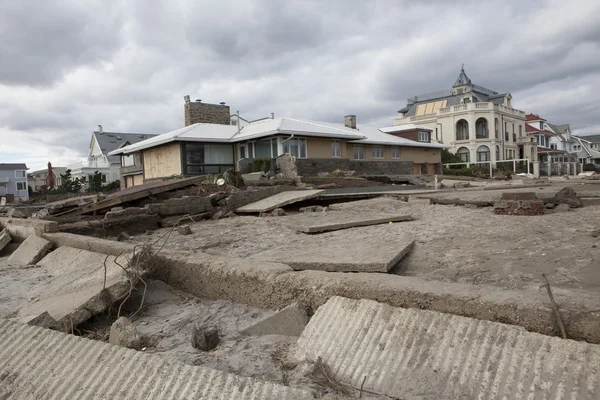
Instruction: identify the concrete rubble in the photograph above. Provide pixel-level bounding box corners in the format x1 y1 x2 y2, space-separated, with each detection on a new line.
109 316 142 350
7 235 52 266
292 213 413 233
0 228 11 252
240 302 308 337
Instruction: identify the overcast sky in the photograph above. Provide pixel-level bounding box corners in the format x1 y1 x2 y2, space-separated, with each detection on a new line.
1 0 599 171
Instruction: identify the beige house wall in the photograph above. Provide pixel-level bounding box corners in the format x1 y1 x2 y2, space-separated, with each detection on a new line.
143 143 182 180
308 137 348 159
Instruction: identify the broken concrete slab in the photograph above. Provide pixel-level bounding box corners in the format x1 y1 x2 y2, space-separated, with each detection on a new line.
178 224 192 235
7 235 52 266
406 196 432 205
27 311 57 329
554 186 583 207
236 190 324 213
17 246 130 326
293 213 413 233
0 319 312 399
240 302 308 337
581 197 600 207
293 296 600 399
0 229 11 253
251 236 414 272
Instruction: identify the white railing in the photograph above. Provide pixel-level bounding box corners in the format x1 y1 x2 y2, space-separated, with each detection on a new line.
410 113 436 122
438 107 451 114
453 104 467 112
475 103 490 109
394 102 527 126
443 158 531 178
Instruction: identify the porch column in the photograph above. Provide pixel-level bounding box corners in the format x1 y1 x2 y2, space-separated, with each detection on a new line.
533 161 540 178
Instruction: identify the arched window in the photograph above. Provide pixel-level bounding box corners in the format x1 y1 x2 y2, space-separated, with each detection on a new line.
456 119 469 141
476 118 489 138
456 147 470 162
477 145 490 162
496 145 500 161
495 118 499 139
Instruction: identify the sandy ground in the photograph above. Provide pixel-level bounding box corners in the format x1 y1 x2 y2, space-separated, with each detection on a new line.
132 183 600 294
125 280 296 382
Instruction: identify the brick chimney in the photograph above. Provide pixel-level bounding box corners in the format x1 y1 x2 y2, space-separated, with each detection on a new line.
344 115 357 129
47 162 56 188
184 98 231 126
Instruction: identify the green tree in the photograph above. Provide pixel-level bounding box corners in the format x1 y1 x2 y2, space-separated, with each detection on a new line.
441 149 464 164
88 171 103 193
57 169 83 193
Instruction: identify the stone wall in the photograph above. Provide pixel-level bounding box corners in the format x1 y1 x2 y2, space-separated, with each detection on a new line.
184 101 231 126
294 158 413 176
154 196 213 216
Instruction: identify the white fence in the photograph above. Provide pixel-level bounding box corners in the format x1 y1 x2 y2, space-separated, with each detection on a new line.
443 158 531 178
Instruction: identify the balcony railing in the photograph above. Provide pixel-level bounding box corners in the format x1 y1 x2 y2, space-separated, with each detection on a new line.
394 101 526 125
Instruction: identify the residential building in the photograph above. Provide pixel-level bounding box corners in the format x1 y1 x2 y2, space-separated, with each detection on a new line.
573 135 600 165
28 163 66 193
109 103 447 182
68 127 155 190
393 66 532 165
0 163 29 203
526 114 576 163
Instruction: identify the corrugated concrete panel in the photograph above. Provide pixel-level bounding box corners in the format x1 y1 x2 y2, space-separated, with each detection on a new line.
294 296 600 399
0 320 312 399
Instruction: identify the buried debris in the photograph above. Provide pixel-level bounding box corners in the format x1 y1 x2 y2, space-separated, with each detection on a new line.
240 302 308 337
553 187 582 208
109 316 142 350
191 326 220 351
271 208 286 217
178 225 192 235
494 192 544 215
236 190 324 213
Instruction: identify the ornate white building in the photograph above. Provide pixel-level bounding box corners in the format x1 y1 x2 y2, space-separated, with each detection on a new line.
393 67 535 165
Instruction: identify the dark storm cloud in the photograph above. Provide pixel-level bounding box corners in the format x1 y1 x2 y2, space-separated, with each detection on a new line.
0 0 126 86
1 0 599 170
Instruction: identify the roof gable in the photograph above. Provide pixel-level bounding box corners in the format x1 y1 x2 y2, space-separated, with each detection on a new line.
453 66 472 87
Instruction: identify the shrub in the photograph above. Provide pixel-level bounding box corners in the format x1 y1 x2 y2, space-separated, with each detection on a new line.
248 158 271 173
583 163 597 172
441 149 464 164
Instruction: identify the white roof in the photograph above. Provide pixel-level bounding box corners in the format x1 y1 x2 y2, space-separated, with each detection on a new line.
109 117 446 155
350 125 448 149
379 124 432 133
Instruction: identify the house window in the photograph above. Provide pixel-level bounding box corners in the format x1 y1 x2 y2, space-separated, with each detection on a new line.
372 146 384 159
550 143 557 150
476 145 490 162
282 138 307 158
239 145 246 159
331 140 341 157
101 174 107 183
504 122 509 141
540 122 544 129
121 154 135 167
392 147 400 159
184 143 235 175
353 146 364 160
16 182 26 191
456 147 470 162
418 131 429 142
15 170 26 178
519 125 522 137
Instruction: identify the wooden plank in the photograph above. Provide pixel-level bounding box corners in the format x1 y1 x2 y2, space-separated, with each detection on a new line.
53 176 204 217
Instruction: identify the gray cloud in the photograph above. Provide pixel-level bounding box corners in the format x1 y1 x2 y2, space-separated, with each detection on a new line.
1 0 599 171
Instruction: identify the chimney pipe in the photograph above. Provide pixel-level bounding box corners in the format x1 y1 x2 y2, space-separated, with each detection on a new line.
344 115 357 129
271 113 275 119
98 125 103 133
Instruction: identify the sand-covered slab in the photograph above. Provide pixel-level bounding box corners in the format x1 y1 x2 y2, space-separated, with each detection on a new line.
294 213 413 233
251 236 414 272
236 190 323 212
